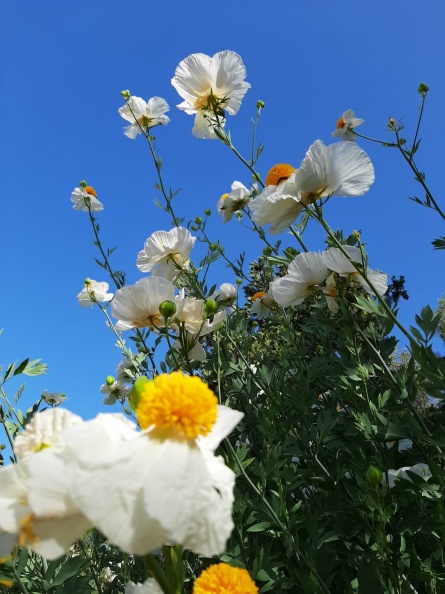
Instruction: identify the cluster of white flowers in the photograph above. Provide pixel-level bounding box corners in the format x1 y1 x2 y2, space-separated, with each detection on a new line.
0 374 243 560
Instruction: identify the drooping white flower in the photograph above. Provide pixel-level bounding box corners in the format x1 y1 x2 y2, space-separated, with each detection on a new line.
332 109 364 142
66 373 243 557
217 181 252 223
70 185 104 212
271 252 327 308
77 279 114 308
171 51 250 139
387 463 431 489
100 379 132 405
137 227 196 282
126 578 163 594
212 283 238 315
118 96 170 139
41 390 67 405
250 287 275 320
322 246 388 296
111 276 176 331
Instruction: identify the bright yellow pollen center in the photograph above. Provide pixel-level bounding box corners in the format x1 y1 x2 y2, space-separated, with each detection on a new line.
193 563 259 594
265 163 296 187
336 117 345 129
136 372 218 440
84 185 97 197
252 291 266 302
33 442 51 453
19 515 40 548
220 193 229 202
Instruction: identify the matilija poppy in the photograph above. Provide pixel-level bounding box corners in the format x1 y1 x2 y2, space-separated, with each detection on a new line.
70 185 103 212
118 96 170 139
171 51 250 139
77 279 113 308
64 372 243 557
250 140 375 235
217 181 252 223
271 252 328 307
332 109 364 142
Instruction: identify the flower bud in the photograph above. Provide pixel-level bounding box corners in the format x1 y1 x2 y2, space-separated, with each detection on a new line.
367 465 383 487
236 278 242 286
129 376 149 410
209 243 218 251
121 90 131 99
106 375 115 386
388 117 396 128
205 299 218 315
256 100 265 109
159 300 176 318
79 180 87 188
204 209 211 216
191 225 198 231
84 278 92 286
418 82 429 95
195 217 202 225
263 246 273 256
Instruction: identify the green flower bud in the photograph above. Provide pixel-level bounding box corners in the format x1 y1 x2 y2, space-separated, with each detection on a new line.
195 217 202 225
236 278 242 286
121 90 131 99
418 82 429 95
209 243 218 252
256 100 265 109
367 465 383 487
204 209 211 216
388 117 396 128
129 376 149 411
191 225 198 231
159 300 176 318
205 299 218 315
106 375 115 386
84 278 92 286
79 180 87 188
262 246 273 256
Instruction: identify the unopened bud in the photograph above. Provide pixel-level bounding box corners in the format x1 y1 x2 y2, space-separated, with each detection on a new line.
195 217 202 225
191 225 198 231
84 278 92 286
235 278 242 286
209 243 218 252
204 209 211 216
205 299 218 315
79 180 87 188
106 375 115 386
121 90 131 99
367 465 383 487
263 246 272 256
159 300 176 318
388 117 396 127
129 376 149 410
256 100 265 109
418 82 429 95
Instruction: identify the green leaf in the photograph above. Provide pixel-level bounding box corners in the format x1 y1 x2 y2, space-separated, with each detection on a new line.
48 556 88 587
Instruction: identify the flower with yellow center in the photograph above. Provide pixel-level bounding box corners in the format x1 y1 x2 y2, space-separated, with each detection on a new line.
193 563 258 594
66 375 244 557
217 181 252 223
251 286 275 320
118 96 170 139
137 227 196 282
70 185 104 212
265 163 296 187
332 109 364 141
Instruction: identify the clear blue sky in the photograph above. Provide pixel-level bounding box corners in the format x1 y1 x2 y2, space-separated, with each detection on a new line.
1 1 444 421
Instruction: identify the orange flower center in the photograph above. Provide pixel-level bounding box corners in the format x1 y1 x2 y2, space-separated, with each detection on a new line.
265 164 296 187
84 186 97 197
193 563 258 594
220 193 229 202
336 118 345 129
252 291 266 302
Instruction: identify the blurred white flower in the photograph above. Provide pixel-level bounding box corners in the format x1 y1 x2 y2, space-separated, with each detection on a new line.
212 283 238 314
70 185 103 212
322 246 388 296
116 357 134 383
126 578 162 594
137 227 196 282
41 390 67 405
271 252 327 308
332 109 364 142
118 96 170 139
66 373 243 557
387 463 431 489
251 287 275 320
100 379 132 405
111 276 175 331
171 50 250 139
77 279 113 308
217 181 252 223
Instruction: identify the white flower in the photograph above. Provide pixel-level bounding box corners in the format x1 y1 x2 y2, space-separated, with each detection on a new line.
136 227 196 282
387 463 431 489
118 96 170 139
41 390 67 405
70 185 103 212
171 51 250 139
100 380 132 405
65 373 243 557
322 246 388 296
212 283 238 314
251 287 275 320
77 279 114 308
217 181 252 223
271 252 327 308
321 273 340 314
111 276 176 331
126 578 163 594
249 175 303 235
116 357 134 383
332 109 364 142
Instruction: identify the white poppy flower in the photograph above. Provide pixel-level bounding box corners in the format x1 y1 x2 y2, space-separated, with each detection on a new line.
321 273 340 314
66 373 243 557
118 96 170 139
100 380 132 405
111 276 176 331
41 390 67 405
322 246 388 296
136 227 196 282
212 283 238 314
332 109 364 142
126 578 163 594
171 51 250 139
217 181 252 223
77 279 114 308
70 185 104 212
271 252 327 307
251 287 275 320
387 463 431 489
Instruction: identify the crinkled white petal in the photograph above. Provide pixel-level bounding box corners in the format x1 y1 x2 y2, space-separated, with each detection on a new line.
77 280 113 308
137 227 196 275
357 268 388 296
322 246 364 274
287 252 327 285
250 180 304 235
126 579 163 594
271 277 307 308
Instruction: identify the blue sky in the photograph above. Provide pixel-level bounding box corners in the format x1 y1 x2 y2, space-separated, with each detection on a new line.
1 1 444 422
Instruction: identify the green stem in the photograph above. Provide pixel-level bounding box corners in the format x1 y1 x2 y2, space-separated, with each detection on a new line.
78 540 103 594
11 565 30 594
145 553 173 594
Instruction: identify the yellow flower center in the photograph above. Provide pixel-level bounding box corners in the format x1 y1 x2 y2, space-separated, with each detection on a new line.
265 164 296 187
136 372 218 440
336 117 345 130
220 193 229 202
33 442 50 453
252 291 266 302
84 185 97 197
193 563 258 594
19 515 40 548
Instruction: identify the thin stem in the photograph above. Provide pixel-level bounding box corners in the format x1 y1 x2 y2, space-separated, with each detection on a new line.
289 226 309 252
411 94 425 156
145 553 172 594
78 540 103 594
10 565 30 594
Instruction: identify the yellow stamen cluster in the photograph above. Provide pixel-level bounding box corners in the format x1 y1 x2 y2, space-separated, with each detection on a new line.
220 193 229 202
19 515 40 548
193 563 259 594
336 117 345 130
265 163 296 187
252 291 265 302
136 372 218 440
33 442 50 454
84 185 97 197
